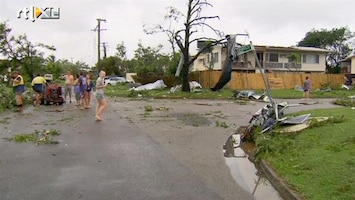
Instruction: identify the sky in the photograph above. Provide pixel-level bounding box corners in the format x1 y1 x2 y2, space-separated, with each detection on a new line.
1 0 355 67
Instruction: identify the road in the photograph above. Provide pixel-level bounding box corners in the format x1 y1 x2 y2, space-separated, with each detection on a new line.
0 99 257 200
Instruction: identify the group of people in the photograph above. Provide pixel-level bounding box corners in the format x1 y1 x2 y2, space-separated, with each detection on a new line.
11 70 108 121
64 70 94 109
63 70 108 121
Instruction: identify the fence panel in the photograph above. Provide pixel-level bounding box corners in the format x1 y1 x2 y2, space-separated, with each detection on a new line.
196 71 345 90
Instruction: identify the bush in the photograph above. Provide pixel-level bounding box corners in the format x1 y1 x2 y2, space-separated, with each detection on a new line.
0 83 15 112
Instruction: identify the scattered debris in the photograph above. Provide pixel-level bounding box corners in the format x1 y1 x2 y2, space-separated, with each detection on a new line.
299 101 319 105
216 121 229 128
127 82 142 89
341 84 352 90
280 114 311 125
130 79 167 91
233 90 269 102
241 101 302 141
144 105 154 112
170 81 202 93
294 85 303 92
4 129 61 145
195 103 213 106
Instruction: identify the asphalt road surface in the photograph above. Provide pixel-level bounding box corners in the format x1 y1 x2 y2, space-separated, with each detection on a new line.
0 100 255 200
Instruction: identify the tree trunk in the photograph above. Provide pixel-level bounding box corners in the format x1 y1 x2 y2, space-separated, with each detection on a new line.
181 62 190 91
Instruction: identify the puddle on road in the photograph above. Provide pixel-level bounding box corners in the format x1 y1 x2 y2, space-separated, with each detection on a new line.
224 134 282 200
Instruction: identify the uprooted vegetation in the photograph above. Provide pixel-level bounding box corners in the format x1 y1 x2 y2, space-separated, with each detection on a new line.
4 129 61 145
333 96 355 107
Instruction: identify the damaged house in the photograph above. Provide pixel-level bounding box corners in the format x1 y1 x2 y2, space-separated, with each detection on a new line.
192 44 329 74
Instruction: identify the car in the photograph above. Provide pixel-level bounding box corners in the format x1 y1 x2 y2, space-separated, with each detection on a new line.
44 74 53 81
105 77 126 85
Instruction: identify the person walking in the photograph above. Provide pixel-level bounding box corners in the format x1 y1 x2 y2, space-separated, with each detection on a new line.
303 76 311 100
64 70 74 103
31 74 47 107
84 74 94 108
95 70 108 121
11 71 25 111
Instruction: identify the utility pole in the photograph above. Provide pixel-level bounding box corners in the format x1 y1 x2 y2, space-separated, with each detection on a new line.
92 18 106 70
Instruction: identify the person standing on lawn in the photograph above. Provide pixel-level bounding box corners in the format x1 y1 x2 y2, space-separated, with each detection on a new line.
303 76 311 100
95 70 108 121
11 71 25 111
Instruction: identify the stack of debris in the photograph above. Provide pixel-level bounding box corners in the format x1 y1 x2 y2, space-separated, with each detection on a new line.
240 101 311 141
233 90 269 102
169 81 202 93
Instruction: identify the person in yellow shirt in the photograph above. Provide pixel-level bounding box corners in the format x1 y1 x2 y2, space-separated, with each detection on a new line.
11 71 25 111
31 74 47 106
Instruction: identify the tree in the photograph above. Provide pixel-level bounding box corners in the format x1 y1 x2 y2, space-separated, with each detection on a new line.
298 27 354 70
0 21 55 78
115 41 127 60
171 0 223 92
143 7 184 56
133 41 169 75
287 53 301 71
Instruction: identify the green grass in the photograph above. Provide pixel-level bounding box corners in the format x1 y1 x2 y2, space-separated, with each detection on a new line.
269 88 355 99
256 108 355 200
104 83 355 100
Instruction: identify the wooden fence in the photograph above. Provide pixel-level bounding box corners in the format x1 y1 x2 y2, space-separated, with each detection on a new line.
193 71 345 90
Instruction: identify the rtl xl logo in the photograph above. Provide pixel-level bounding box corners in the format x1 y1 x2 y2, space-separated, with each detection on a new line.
17 6 60 22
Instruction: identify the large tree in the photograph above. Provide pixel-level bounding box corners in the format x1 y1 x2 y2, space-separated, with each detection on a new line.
143 7 184 56
0 21 55 78
171 0 223 92
298 27 354 69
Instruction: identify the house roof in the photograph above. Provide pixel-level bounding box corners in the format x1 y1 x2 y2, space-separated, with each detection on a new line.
254 45 330 53
292 46 330 53
340 52 355 62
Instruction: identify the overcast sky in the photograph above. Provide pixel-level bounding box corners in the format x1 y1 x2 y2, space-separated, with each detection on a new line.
1 0 355 66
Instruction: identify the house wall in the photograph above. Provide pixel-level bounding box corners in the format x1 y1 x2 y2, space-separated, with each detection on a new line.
192 46 223 71
301 53 327 72
352 57 355 74
193 46 329 73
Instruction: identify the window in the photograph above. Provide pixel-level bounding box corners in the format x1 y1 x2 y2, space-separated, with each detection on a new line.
302 54 319 64
266 53 279 62
212 52 219 63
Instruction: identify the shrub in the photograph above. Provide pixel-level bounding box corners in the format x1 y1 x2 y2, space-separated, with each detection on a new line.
0 83 15 112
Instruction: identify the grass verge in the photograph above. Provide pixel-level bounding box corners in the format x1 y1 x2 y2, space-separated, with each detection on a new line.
255 108 355 199
104 83 355 100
